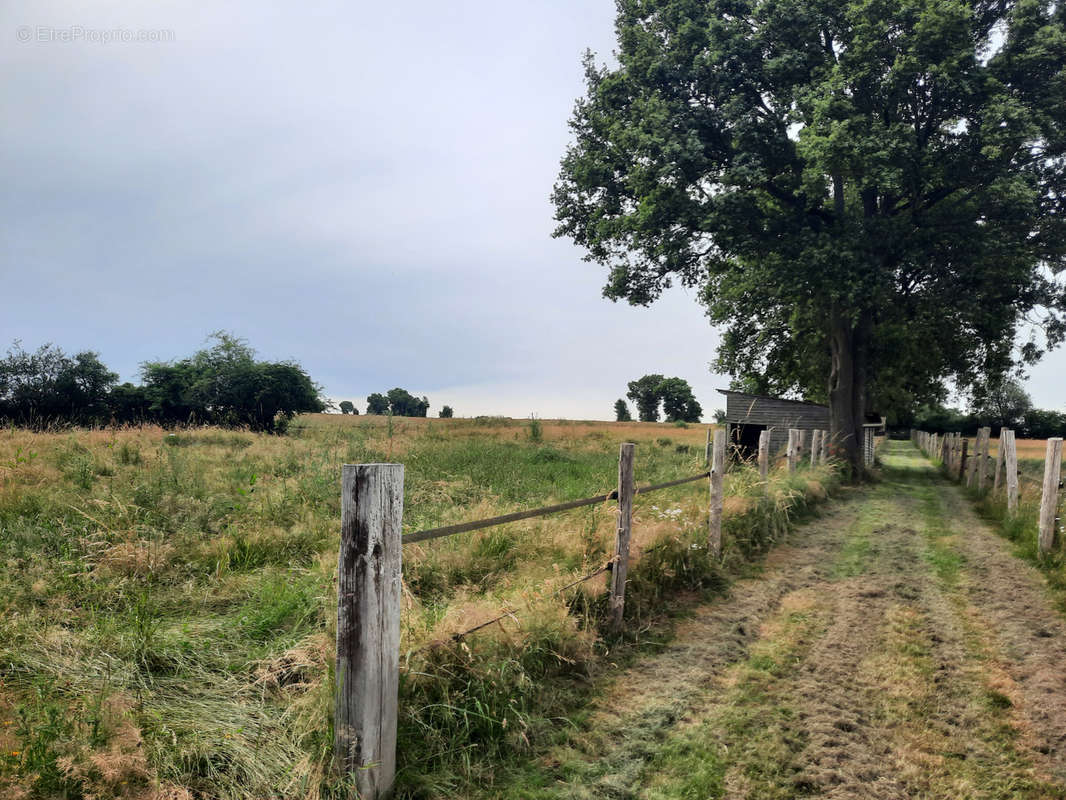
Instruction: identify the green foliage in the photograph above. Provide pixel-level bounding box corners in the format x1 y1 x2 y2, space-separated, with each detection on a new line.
366 392 389 414
0 342 118 427
914 403 978 435
439 405 454 419
338 400 355 415
0 334 325 432
237 571 320 642
366 388 429 417
555 0 1066 453
626 375 702 422
108 381 151 424
970 378 1033 430
386 388 430 417
627 374 664 422
614 398 632 421
917 398 1066 438
140 333 325 432
5 685 82 797
1023 408 1066 439
527 414 543 443
657 377 702 423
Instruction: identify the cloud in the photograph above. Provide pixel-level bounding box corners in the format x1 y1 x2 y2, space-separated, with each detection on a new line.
2 0 1062 418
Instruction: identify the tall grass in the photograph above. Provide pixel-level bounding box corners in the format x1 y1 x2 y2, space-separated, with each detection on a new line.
0 416 839 800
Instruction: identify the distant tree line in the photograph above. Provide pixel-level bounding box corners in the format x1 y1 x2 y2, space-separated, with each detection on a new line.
0 334 325 432
912 379 1066 439
338 397 453 418
365 388 432 417
616 375 703 423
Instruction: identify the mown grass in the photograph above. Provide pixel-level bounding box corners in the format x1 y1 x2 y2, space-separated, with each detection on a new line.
916 437 1066 612
0 415 838 800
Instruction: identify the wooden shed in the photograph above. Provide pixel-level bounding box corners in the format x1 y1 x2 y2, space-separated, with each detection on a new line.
718 390 829 458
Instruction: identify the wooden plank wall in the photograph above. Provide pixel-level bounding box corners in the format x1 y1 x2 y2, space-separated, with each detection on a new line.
723 392 830 457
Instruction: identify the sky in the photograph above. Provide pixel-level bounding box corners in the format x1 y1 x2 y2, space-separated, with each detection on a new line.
2 1 1063 420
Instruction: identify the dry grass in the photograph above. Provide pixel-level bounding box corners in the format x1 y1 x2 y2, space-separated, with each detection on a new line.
0 414 835 799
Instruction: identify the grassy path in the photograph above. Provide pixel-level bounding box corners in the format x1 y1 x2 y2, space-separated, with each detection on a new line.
482 442 1066 799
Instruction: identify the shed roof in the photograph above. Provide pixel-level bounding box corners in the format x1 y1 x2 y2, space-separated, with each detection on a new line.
717 389 827 410
718 389 885 426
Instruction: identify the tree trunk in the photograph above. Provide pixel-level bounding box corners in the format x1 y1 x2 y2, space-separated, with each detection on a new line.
828 305 868 479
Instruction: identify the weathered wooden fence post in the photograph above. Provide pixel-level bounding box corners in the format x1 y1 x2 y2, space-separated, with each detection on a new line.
758 429 770 479
1004 429 1019 514
993 429 1005 492
976 427 991 491
966 436 978 487
609 443 635 634
811 430 822 467
787 429 798 473
1038 438 1063 556
336 463 404 800
960 438 969 483
709 429 726 559
821 430 830 464
940 433 949 467
705 428 712 466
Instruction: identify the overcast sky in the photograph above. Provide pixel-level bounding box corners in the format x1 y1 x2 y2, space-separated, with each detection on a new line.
2 1 1062 419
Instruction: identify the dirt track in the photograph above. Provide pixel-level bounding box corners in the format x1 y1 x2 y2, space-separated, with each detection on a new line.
503 442 1066 799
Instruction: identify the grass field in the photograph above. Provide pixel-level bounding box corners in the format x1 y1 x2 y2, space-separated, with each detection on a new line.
943 437 1062 488
0 415 837 800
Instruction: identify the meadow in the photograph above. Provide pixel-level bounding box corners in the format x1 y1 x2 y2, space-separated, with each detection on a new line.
0 415 838 800
963 436 1064 488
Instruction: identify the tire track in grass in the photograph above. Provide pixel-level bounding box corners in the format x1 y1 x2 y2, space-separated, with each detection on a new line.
855 469 1056 799
930 465 1066 783
492 495 872 799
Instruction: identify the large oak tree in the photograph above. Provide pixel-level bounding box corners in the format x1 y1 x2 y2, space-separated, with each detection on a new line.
554 0 1066 475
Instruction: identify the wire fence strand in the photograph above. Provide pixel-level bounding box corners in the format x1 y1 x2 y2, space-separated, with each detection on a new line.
403 470 710 545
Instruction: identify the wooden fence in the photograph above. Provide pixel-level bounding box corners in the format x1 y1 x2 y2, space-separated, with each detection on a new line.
334 427 831 797
911 428 1062 557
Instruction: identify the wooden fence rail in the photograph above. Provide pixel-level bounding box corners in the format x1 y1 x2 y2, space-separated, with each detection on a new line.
337 430 833 797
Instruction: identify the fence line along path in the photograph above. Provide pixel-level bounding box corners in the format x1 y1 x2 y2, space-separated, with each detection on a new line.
335 429 832 799
911 428 1062 556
